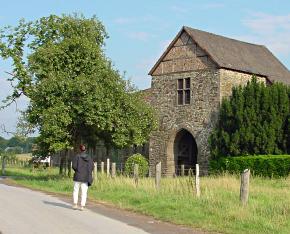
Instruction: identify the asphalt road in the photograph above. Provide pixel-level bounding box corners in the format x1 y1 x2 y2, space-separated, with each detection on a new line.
0 178 207 234
0 182 149 234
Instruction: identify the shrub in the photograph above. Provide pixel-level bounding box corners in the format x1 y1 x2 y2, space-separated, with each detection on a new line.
210 155 290 177
209 78 290 159
125 153 149 177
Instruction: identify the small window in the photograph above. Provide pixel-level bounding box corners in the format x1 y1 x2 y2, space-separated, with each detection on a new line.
177 78 191 105
185 78 190 89
178 90 183 105
185 90 190 104
178 79 183 90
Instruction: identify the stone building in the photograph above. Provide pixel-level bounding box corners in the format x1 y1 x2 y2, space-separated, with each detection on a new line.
146 26 290 176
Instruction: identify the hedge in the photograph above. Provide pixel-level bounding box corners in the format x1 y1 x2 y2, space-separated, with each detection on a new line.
125 153 149 177
210 155 290 177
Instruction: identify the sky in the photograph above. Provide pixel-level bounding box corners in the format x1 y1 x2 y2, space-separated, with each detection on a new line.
0 0 290 138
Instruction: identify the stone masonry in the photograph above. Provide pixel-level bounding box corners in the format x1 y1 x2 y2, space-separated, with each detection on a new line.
147 28 271 176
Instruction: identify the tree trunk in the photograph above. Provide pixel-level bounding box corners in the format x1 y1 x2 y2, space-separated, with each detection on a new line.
73 134 82 154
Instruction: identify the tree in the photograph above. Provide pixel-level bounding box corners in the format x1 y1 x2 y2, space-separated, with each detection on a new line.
0 14 156 158
0 136 8 152
0 135 35 153
210 77 290 159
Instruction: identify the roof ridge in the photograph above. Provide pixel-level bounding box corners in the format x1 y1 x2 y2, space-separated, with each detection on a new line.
260 45 290 73
183 26 265 48
149 26 290 84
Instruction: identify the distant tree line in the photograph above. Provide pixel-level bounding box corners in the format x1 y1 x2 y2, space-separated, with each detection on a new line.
0 136 36 154
210 78 290 159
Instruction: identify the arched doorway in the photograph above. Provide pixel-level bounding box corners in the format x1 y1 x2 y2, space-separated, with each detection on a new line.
174 129 197 175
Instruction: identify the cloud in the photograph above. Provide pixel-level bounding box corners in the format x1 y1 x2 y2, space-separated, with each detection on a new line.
202 3 225 9
129 32 153 42
239 12 290 56
114 17 135 25
170 2 224 15
170 5 189 14
135 58 156 71
113 15 156 25
243 13 290 33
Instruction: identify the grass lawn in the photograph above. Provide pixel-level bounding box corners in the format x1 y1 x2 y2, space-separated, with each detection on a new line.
4 167 290 234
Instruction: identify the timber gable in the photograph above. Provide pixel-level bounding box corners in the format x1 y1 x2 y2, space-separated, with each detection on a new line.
150 31 217 76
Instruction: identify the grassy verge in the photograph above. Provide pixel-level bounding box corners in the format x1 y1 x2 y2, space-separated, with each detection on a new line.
4 167 290 234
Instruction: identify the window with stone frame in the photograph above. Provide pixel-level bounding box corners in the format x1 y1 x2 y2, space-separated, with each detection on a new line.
177 77 191 105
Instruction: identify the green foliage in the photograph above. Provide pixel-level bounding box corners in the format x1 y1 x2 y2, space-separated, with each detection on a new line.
210 155 290 177
124 153 149 177
5 146 23 154
0 136 35 153
210 77 290 158
0 14 156 154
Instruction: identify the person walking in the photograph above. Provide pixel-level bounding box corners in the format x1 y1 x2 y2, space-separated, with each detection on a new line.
72 144 94 211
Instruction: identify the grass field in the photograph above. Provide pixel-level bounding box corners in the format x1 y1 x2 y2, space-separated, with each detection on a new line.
4 167 290 234
15 153 32 160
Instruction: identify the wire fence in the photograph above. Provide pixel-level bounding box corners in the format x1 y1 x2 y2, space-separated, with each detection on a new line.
0 156 253 204
0 154 208 179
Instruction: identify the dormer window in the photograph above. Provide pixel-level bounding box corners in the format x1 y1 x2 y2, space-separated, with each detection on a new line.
177 78 191 105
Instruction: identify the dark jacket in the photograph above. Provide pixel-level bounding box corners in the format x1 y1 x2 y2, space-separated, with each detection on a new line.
72 152 94 186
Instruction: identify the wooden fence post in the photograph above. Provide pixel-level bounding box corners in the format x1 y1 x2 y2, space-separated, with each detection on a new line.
93 162 98 180
133 164 139 187
181 164 185 176
195 164 200 198
240 169 250 206
112 163 116 178
101 161 104 174
106 158 110 177
155 162 161 190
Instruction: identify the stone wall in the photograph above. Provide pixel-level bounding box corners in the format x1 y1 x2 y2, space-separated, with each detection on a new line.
148 31 269 177
219 69 266 101
149 69 220 176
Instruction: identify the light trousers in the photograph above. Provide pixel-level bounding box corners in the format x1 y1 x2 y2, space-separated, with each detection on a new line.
73 181 89 207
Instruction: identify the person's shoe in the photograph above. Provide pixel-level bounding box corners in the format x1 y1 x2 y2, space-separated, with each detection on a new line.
72 204 78 210
80 206 85 211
